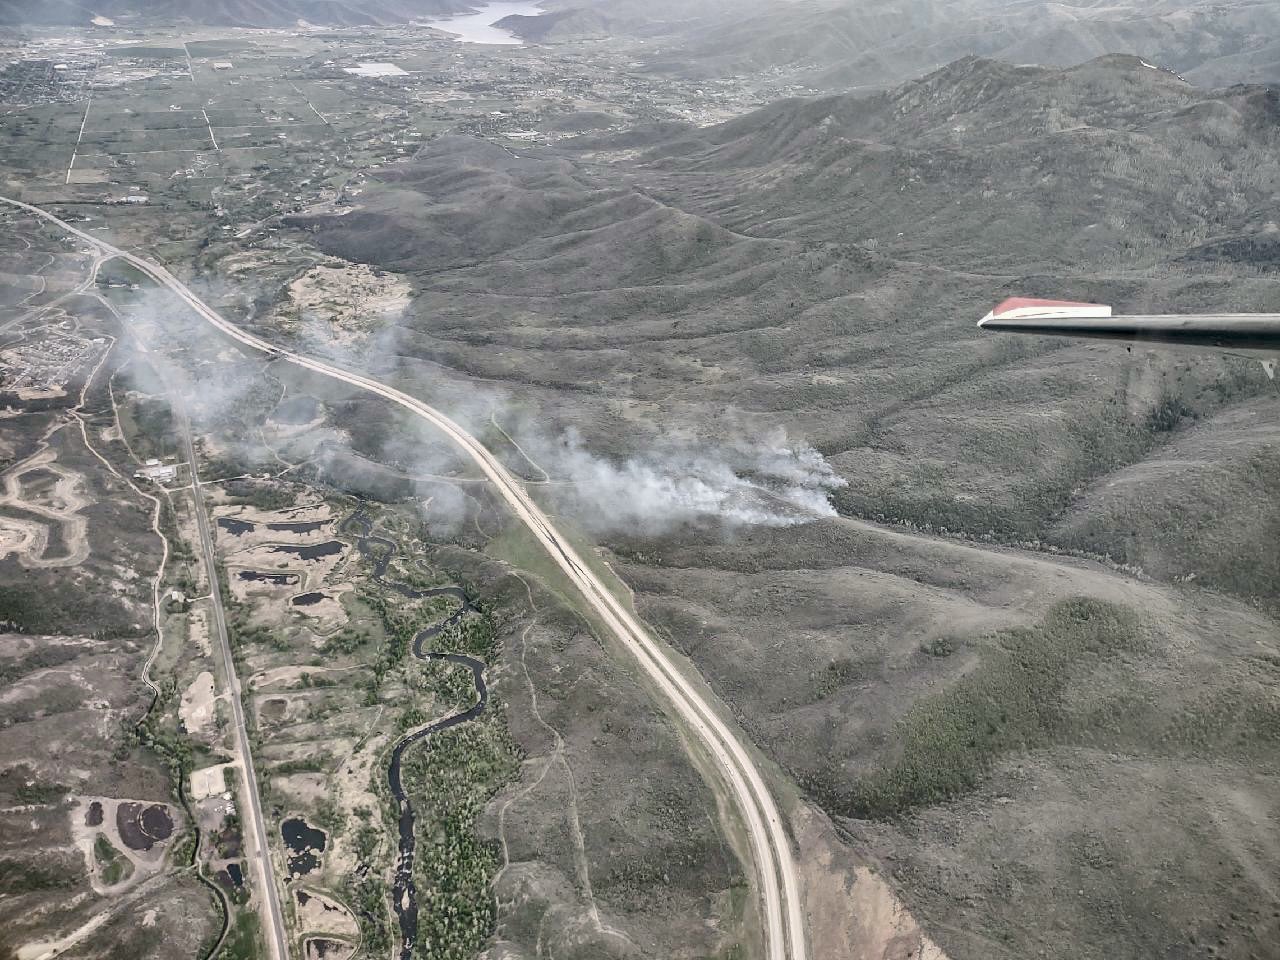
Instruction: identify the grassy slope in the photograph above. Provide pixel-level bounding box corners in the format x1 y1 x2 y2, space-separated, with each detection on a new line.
289 52 1280 960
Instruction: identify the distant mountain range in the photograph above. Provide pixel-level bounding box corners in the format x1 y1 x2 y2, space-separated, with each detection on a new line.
0 0 700 31
624 52 1280 273
0 0 469 28
6 0 1277 93
510 0 1280 90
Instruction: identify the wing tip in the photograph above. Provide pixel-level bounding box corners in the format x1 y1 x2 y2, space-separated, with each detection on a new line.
980 297 1112 326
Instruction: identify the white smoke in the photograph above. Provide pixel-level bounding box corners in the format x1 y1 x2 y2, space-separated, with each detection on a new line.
538 427 846 534
120 278 848 538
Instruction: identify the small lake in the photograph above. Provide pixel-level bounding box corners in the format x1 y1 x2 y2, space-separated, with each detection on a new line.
266 520 330 534
270 540 344 561
282 816 327 876
424 2 543 45
238 570 299 586
217 517 255 537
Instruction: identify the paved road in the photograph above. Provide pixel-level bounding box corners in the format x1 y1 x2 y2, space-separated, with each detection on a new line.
0 195 810 960
0 197 290 960
178 412 289 960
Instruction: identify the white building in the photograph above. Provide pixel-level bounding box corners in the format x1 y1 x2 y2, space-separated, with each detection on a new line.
135 459 177 483
343 62 408 77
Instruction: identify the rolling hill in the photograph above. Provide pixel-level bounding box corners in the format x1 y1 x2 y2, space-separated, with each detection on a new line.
297 54 1280 593
503 0 1280 92
283 55 1280 959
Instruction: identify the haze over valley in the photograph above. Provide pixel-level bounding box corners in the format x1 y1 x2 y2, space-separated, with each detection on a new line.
1 3 1277 960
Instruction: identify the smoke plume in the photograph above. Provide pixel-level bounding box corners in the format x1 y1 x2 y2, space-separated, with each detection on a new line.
535 426 846 534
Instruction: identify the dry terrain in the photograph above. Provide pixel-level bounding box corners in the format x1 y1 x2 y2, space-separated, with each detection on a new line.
282 51 1280 960
1 7 1278 960
0 216 219 960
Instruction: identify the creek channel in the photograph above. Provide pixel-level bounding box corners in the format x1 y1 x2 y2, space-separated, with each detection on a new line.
339 509 487 960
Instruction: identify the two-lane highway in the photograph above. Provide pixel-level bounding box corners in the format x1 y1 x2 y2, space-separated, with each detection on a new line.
178 411 289 960
1 194 809 960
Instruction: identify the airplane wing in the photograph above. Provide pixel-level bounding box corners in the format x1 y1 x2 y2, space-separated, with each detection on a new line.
977 297 1280 377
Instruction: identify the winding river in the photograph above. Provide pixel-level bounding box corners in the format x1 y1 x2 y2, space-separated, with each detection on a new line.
340 509 488 960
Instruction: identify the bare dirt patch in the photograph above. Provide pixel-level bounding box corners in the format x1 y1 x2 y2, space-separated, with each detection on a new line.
227 564 303 600
0 448 91 567
272 773 330 804
188 607 211 657
0 516 43 563
68 797 177 894
212 500 335 549
259 696 289 723
793 803 947 960
222 531 349 600
178 670 217 735
294 887 359 938
249 664 355 691
190 762 235 802
281 260 412 347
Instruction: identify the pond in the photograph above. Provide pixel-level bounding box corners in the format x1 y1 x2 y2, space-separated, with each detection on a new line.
238 570 300 586
281 816 328 876
269 540 344 561
266 520 330 534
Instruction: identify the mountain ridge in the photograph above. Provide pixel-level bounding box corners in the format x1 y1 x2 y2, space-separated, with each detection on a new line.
0 0 469 28
278 48 1280 960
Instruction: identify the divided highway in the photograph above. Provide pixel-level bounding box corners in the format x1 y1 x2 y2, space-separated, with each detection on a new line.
1 195 810 960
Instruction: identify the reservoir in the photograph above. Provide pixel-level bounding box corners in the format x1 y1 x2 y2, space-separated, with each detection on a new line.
424 2 543 45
